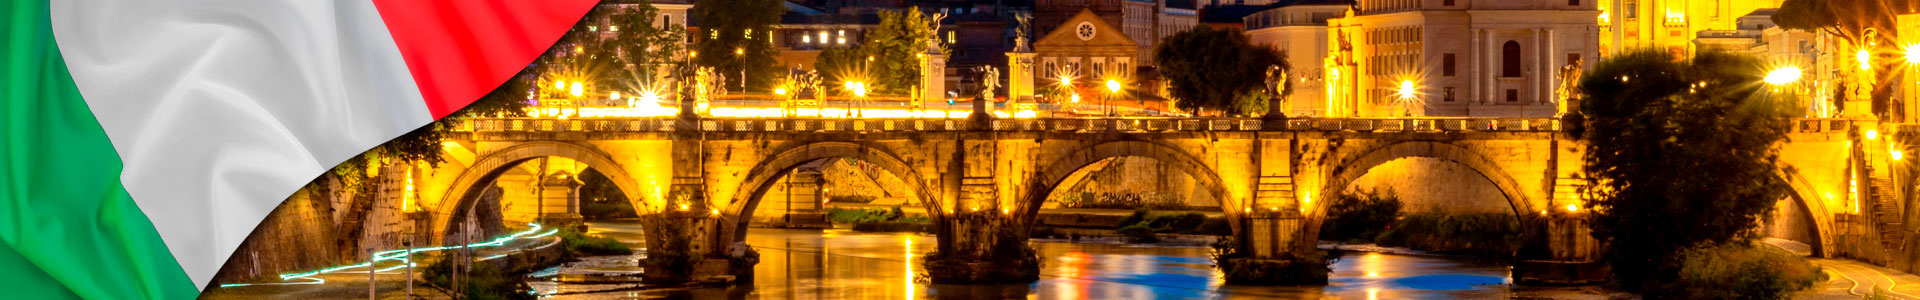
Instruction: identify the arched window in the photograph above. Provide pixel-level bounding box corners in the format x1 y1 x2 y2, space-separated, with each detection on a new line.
1501 41 1522 77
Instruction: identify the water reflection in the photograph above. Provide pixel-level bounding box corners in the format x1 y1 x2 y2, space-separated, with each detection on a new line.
535 223 1595 299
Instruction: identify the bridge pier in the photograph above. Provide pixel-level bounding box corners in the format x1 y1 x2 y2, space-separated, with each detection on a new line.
924 127 1041 283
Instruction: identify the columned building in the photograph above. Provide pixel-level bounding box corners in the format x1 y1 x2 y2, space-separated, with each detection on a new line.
1596 0 1783 58
1325 0 1600 117
1244 1 1349 117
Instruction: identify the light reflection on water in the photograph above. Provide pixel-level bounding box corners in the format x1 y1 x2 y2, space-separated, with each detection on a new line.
537 223 1585 299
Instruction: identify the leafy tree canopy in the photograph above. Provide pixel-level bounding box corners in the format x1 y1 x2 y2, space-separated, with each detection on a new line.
1578 49 1796 294
1152 26 1286 116
692 0 786 92
813 8 944 97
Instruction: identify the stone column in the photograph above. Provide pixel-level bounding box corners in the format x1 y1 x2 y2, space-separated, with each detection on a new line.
1469 27 1481 107
921 41 948 109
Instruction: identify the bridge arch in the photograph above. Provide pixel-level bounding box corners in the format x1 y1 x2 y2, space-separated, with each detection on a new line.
1020 140 1238 233
1316 141 1537 226
721 141 939 243
1776 168 1832 257
430 141 649 244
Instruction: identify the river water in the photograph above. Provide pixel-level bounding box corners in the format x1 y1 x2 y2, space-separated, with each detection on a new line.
529 222 1611 299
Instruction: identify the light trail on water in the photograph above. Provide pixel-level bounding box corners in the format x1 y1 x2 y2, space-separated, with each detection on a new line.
219 223 557 288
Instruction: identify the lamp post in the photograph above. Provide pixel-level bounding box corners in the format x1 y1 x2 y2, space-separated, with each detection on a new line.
1104 79 1121 117
735 47 746 92
846 81 867 118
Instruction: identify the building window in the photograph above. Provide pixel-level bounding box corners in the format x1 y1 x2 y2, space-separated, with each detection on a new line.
1444 87 1455 102
663 16 671 27
1624 0 1637 18
1502 41 1522 77
1443 53 1456 76
1569 0 1579 6
1506 89 1519 102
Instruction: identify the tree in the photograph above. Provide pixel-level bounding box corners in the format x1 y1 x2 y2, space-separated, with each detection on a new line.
692 0 786 92
1773 0 1917 118
814 46 869 91
1153 26 1287 116
859 8 943 96
1578 49 1796 294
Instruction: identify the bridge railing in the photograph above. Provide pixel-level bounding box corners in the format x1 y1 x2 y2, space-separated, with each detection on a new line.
451 117 1584 133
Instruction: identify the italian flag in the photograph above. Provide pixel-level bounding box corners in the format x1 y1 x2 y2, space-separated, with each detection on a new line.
2 0 598 298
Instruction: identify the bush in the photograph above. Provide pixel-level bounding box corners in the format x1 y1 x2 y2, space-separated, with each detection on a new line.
850 221 930 233
421 257 533 300
1319 189 1402 243
558 227 632 256
1374 213 1521 257
1117 223 1160 243
1209 237 1333 284
1661 244 1825 299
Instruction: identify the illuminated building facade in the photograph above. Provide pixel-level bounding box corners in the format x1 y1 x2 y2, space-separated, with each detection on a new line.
1244 1 1349 117
1596 0 1783 58
1325 0 1600 117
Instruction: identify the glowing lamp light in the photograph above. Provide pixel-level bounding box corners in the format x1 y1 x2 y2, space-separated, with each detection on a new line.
609 91 620 100
711 209 721 215
1397 80 1416 99
734 48 743 56
689 51 698 58
1764 67 1802 85
569 82 583 97
1070 93 1081 103
1859 49 1873 70
678 204 689 211
554 80 566 90
1868 129 1879 140
1105 79 1122 94
774 87 787 95
1565 204 1578 212
1894 150 1904 161
1907 43 1920 64
1059 75 1074 87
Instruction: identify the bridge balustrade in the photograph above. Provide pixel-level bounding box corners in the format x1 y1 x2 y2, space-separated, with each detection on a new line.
449 117 1870 135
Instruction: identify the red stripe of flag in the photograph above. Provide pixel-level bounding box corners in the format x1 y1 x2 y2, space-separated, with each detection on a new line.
370 0 600 119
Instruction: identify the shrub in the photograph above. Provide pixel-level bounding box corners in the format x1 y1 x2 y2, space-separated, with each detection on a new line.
1662 244 1825 299
850 221 930 233
1117 223 1160 243
1193 217 1232 236
422 257 533 300
1319 189 1402 243
1374 213 1521 257
558 227 633 256
1209 237 1333 284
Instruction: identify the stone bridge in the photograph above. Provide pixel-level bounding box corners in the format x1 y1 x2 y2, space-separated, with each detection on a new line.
399 113 1882 283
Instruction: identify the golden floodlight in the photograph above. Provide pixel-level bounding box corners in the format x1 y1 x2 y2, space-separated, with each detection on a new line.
1764 66 1802 85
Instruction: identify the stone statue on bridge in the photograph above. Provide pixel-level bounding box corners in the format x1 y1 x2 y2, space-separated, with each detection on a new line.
1264 65 1289 120
977 65 1000 101
1555 60 1583 117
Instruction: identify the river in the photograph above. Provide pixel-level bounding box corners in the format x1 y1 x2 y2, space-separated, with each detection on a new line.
528 221 1612 299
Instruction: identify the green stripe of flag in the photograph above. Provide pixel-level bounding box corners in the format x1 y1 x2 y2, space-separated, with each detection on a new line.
2 1 198 298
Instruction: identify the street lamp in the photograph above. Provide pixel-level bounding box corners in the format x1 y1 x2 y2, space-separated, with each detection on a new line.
1764 66 1802 85
1104 79 1121 116
735 47 746 91
569 82 583 98
1397 80 1418 116
845 81 866 118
